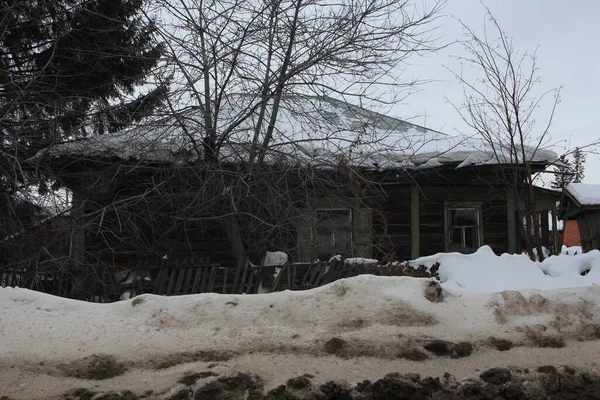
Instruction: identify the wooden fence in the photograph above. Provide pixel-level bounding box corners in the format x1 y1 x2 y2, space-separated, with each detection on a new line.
1 257 433 302
120 257 270 298
0 263 73 298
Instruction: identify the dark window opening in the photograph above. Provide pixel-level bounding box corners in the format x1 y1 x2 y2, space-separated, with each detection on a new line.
448 208 480 253
316 209 351 260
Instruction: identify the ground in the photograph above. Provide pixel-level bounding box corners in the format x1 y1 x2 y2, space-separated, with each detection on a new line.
2 248 600 399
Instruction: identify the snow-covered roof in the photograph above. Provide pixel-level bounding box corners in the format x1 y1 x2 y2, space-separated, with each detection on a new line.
566 183 600 206
35 95 557 170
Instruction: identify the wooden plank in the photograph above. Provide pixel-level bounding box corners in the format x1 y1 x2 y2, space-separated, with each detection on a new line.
272 263 288 292
191 266 204 293
300 263 314 288
506 188 519 254
174 268 186 295
153 268 168 294
255 262 265 294
222 267 228 294
250 268 260 293
238 260 249 294
308 262 324 287
410 185 420 259
199 266 210 292
244 270 254 294
207 267 218 292
251 269 259 293
166 268 178 295
329 259 345 282
287 264 294 290
313 263 328 286
326 260 340 284
182 267 194 294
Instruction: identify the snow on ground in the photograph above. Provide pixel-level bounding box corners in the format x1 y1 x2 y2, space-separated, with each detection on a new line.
3 249 600 399
562 244 583 255
411 245 600 292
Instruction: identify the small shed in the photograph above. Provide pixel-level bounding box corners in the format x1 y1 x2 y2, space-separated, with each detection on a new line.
563 183 600 252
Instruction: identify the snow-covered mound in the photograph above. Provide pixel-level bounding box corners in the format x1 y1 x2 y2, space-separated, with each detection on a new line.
2 272 600 365
2 271 600 398
411 246 600 293
561 245 583 255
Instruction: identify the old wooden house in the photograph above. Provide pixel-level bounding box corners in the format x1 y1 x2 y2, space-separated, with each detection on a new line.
26 95 558 297
563 183 600 252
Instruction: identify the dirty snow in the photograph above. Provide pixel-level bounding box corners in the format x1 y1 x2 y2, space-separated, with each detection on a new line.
3 249 600 398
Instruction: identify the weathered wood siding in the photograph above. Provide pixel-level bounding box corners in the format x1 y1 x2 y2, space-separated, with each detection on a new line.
577 211 600 252
418 186 508 256
375 184 509 260
418 188 502 255
373 186 411 260
418 187 445 257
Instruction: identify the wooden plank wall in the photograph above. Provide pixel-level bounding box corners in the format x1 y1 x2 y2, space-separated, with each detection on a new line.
376 185 509 260
374 186 411 260
578 212 600 252
418 188 445 257
419 186 508 255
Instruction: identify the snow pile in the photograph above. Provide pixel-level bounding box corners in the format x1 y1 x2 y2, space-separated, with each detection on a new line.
411 246 600 293
3 257 600 398
344 257 379 265
562 245 583 255
263 251 288 266
2 273 599 366
566 183 600 206
263 251 288 285
539 250 600 281
0 276 439 366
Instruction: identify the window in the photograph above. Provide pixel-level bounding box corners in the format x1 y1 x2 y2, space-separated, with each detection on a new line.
315 209 351 260
446 206 482 253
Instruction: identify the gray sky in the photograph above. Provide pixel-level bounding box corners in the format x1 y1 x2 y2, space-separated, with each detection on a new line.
396 0 600 183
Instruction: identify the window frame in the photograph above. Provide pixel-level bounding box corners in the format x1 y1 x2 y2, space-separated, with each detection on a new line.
444 202 484 253
315 208 353 260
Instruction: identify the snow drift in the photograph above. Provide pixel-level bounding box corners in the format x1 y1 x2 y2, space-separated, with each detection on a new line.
411 245 600 292
3 248 600 399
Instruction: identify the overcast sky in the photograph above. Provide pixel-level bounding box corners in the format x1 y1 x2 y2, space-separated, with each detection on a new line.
395 0 600 183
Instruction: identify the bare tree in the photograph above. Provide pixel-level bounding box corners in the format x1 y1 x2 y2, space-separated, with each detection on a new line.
130 0 446 265
450 8 560 261
23 0 447 300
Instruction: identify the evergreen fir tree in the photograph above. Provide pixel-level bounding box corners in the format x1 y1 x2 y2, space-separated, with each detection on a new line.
573 147 586 183
0 0 166 235
551 155 574 190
